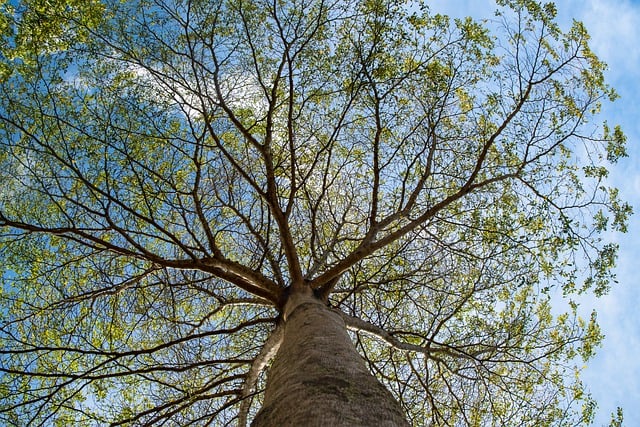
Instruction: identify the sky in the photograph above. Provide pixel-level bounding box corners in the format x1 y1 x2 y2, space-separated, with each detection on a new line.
427 1 640 425
1 1 637 425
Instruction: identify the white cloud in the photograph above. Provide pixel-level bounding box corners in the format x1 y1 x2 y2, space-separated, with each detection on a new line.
567 5 640 422
425 2 640 425
562 0 640 77
123 63 268 121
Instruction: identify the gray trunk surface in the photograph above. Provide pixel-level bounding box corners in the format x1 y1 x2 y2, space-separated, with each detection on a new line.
251 289 410 426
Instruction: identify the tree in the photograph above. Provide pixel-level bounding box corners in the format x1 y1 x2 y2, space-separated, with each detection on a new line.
0 0 631 425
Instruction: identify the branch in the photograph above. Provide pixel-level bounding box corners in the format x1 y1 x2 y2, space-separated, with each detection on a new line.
237 323 284 427
0 214 283 304
334 309 471 360
198 257 283 304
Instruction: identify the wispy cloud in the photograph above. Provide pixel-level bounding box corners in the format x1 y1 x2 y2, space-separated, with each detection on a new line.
553 2 640 425
426 1 640 425
566 0 640 76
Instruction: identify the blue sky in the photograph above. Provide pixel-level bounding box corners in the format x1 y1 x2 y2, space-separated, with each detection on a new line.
532 3 640 425
2 1 636 425
429 1 640 425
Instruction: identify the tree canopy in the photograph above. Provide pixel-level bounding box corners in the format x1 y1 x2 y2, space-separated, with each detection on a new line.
0 0 631 425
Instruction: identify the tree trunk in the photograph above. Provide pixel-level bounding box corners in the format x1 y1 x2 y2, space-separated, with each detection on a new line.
251 288 410 426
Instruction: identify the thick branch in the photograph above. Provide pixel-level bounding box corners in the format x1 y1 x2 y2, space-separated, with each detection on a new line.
237 323 284 427
335 309 467 360
0 215 283 304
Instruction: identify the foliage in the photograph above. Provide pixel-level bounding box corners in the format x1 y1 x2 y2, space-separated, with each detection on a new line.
0 0 631 425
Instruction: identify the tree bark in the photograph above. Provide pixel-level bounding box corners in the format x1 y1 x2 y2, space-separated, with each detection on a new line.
251 288 410 426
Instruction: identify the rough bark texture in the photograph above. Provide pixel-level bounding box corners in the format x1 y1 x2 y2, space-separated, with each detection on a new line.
251 289 410 426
